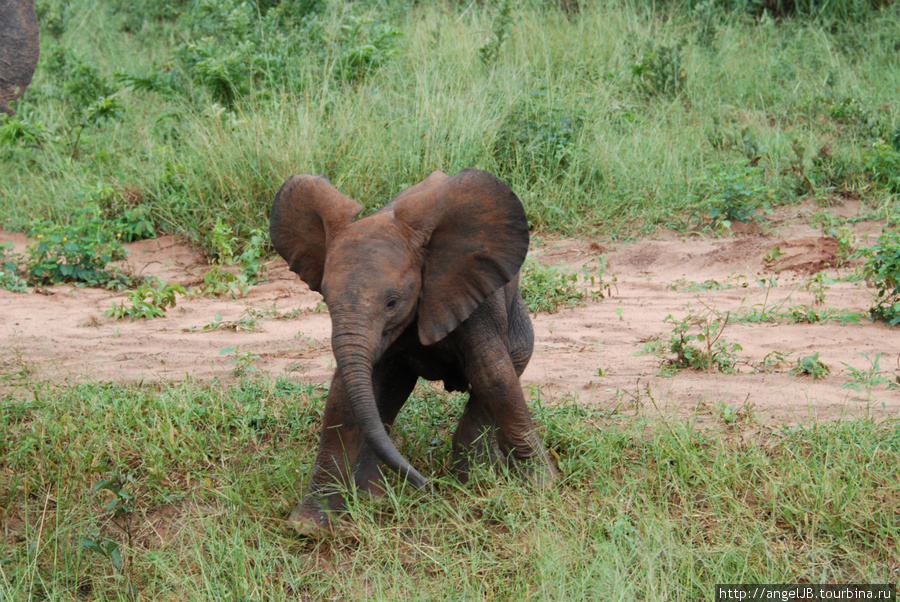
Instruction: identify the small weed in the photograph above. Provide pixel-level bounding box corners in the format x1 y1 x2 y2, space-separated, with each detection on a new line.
841 352 898 396
803 272 834 306
662 309 742 374
80 469 137 600
792 352 830 379
763 246 782 264
106 278 185 321
665 278 738 292
781 305 865 326
187 312 260 333
755 350 793 373
0 243 28 292
220 346 259 376
191 266 249 299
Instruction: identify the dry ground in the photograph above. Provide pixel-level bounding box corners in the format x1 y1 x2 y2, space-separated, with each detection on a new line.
2 198 898 425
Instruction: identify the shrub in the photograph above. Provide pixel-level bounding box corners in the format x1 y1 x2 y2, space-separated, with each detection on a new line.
494 93 584 183
864 139 900 194
632 42 686 99
25 208 128 286
335 15 403 83
864 229 900 325
690 162 774 231
0 244 28 293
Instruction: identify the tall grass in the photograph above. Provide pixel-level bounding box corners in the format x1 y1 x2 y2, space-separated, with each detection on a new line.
0 0 898 248
1 377 898 599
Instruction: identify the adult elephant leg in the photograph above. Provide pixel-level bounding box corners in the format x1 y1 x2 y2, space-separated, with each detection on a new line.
464 337 558 488
289 369 363 535
352 358 418 495
450 392 500 483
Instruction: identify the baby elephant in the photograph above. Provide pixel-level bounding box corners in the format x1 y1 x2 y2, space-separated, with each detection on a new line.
270 169 558 534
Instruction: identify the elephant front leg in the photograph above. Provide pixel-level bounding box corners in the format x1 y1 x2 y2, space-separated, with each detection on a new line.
289 371 363 535
350 359 418 496
450 393 500 483
464 341 558 488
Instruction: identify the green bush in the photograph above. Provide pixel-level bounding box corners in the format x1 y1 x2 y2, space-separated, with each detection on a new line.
25 209 128 286
864 229 900 325
632 42 686 99
690 162 775 230
864 139 900 194
0 244 28 293
494 93 584 183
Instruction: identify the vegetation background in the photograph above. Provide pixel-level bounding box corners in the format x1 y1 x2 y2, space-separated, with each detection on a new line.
1 0 899 598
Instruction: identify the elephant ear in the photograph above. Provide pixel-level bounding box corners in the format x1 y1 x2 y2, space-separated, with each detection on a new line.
269 174 362 292
394 169 529 346
387 171 449 207
0 0 41 116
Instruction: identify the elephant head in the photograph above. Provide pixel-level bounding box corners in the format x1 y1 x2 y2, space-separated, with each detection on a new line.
0 0 40 116
269 169 529 488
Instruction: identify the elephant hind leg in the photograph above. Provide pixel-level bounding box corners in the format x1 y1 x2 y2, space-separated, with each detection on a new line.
463 340 558 488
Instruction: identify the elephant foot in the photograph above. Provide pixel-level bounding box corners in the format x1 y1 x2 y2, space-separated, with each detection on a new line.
520 455 559 489
287 491 345 538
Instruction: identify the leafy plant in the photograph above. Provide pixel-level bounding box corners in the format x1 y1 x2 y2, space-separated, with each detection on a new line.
178 37 256 107
335 15 403 83
191 266 249 299
632 42 686 98
46 48 125 158
689 162 774 231
0 113 48 148
863 229 900 325
841 352 898 395
239 228 269 283
0 244 28 293
105 278 186 321
493 91 584 183
792 352 830 379
25 208 127 286
864 139 900 194
80 469 137 599
803 272 834 306
479 0 514 66
220 346 259 376
662 309 742 374
207 217 237 265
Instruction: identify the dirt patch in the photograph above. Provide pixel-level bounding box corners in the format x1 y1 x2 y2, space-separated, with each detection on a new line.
2 199 897 424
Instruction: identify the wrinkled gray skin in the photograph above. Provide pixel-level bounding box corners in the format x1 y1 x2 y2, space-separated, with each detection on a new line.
0 0 40 116
270 169 558 535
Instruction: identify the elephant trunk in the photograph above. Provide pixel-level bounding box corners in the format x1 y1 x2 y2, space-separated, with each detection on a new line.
330 320 428 490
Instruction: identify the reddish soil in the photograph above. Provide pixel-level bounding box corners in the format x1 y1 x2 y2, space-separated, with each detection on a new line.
2 199 898 425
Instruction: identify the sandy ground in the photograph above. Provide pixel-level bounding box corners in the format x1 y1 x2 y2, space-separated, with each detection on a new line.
2 198 898 425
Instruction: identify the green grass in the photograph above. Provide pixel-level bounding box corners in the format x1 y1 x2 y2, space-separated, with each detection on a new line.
1 1 898 253
1 377 898 599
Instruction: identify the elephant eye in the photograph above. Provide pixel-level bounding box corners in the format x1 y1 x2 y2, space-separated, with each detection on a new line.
385 298 398 310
